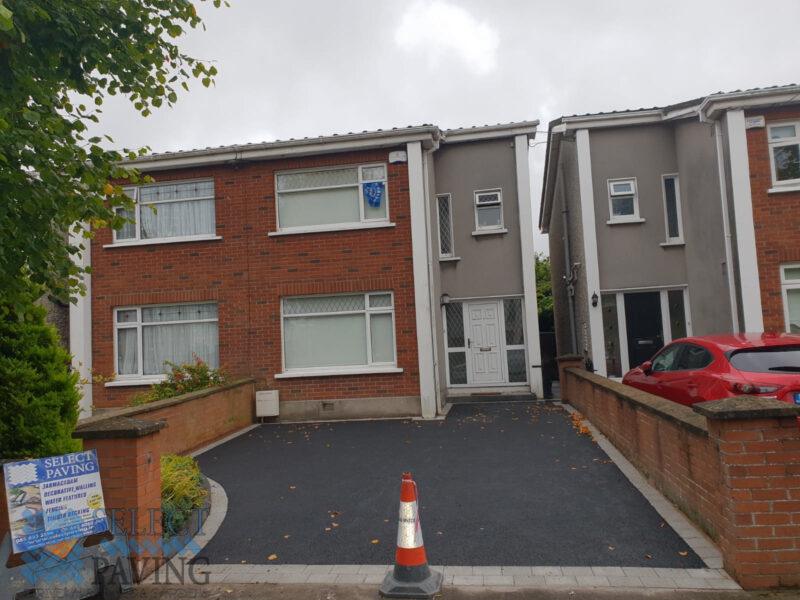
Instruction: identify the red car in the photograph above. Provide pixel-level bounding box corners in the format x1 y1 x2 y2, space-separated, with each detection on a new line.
622 333 800 408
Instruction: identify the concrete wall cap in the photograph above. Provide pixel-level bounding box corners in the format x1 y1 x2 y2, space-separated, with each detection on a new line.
693 395 800 420
74 416 167 439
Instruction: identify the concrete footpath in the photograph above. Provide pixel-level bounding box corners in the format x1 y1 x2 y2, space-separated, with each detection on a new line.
126 581 797 599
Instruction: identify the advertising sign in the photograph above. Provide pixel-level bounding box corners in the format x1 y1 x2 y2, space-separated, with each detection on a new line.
3 450 108 553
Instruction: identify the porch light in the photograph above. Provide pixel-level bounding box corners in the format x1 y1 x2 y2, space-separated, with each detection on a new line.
591 292 599 307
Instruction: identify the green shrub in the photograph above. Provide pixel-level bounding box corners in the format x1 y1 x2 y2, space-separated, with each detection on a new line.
0 297 81 458
129 354 227 406
161 454 207 538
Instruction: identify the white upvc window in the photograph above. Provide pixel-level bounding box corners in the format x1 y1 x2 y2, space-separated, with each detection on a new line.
113 302 219 382
474 188 504 231
281 292 396 375
661 174 683 243
275 163 388 232
768 121 800 187
607 178 640 223
113 179 216 244
436 193 455 257
780 264 800 333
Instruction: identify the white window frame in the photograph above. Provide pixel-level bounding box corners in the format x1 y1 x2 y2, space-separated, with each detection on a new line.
780 263 800 333
111 178 217 246
607 177 642 224
274 163 390 234
768 120 800 188
661 174 684 244
277 291 401 378
473 188 504 233
436 193 456 258
110 302 219 385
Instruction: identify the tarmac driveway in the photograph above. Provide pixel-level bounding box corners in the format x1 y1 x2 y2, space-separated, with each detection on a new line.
193 402 704 569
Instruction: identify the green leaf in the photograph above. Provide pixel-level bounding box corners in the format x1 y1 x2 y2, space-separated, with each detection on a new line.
0 4 13 32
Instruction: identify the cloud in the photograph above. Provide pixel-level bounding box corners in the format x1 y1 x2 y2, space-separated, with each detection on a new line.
394 1 499 75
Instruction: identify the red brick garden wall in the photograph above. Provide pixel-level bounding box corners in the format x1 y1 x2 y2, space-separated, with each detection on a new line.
745 106 800 333
559 357 800 589
91 148 421 410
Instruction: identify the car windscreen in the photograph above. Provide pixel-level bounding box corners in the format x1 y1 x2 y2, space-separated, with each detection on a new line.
727 346 800 373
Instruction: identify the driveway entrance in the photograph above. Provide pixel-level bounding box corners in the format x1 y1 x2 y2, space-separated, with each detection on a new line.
192 402 704 568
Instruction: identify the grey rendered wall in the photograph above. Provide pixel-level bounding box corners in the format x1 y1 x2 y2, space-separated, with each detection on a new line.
673 120 734 334
433 139 524 298
547 137 589 358
589 125 686 290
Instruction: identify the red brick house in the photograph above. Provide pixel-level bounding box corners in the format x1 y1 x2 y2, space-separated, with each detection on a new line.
70 123 544 420
698 85 800 334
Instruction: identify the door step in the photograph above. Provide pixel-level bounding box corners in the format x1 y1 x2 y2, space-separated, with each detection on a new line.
446 393 538 404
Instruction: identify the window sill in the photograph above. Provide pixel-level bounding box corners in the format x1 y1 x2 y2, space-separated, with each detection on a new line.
104 235 222 248
768 184 800 194
659 241 685 247
275 366 403 379
105 376 166 387
269 222 395 236
606 218 646 225
471 228 508 237
439 256 461 262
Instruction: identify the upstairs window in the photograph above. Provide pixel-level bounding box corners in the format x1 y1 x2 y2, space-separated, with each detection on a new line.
662 174 683 243
436 194 455 257
276 164 388 232
607 178 640 223
768 121 800 186
114 180 216 243
474 188 503 231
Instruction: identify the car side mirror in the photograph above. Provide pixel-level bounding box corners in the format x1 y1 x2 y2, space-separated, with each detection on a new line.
641 361 652 375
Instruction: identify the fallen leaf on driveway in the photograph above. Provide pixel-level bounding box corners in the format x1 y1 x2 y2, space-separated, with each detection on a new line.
268 554 277 561
645 554 653 559
332 523 339 527
608 546 615 551
679 551 688 556
283 535 291 539
371 539 379 544
289 485 296 490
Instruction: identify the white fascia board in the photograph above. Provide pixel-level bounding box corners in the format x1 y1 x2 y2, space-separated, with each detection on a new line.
562 110 664 131
69 225 93 418
726 109 764 332
407 141 437 418
700 90 800 121
444 121 539 143
125 128 441 172
576 129 607 375
515 134 543 397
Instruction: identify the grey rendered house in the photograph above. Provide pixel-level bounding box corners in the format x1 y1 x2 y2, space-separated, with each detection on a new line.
430 123 543 402
539 90 786 378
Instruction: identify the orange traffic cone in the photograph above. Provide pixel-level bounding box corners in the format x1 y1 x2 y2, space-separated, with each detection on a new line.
379 473 442 599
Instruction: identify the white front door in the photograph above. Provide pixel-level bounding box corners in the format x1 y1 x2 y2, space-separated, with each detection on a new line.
467 302 504 384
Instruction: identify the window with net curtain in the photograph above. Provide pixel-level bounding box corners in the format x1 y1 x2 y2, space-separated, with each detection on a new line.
115 303 219 377
282 293 395 371
114 180 216 242
276 164 388 230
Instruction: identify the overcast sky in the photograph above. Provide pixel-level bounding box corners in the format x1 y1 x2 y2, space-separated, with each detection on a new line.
92 0 800 253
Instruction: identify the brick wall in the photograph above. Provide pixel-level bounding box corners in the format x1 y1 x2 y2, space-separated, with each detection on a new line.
91 148 421 412
745 107 800 332
558 357 800 589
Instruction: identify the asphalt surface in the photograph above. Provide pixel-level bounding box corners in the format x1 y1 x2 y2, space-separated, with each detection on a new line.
193 402 704 569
